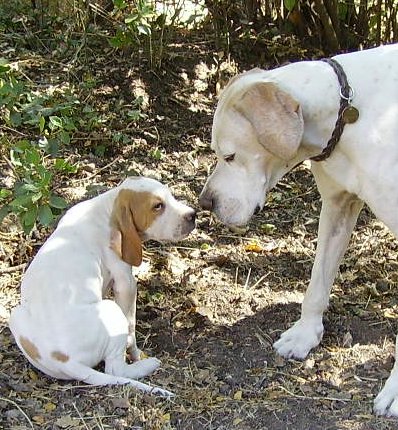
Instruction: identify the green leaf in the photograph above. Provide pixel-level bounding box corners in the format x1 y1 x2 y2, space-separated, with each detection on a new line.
10 111 22 127
31 192 43 203
0 188 12 201
38 204 53 226
20 183 39 193
0 205 11 223
10 194 34 209
49 195 67 209
137 24 151 36
125 15 138 24
284 0 296 12
113 0 127 10
23 205 38 227
58 130 71 145
39 115 45 133
25 148 42 166
54 158 77 173
49 115 63 130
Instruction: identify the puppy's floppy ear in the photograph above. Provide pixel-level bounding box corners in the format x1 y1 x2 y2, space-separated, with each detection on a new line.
110 189 142 267
235 81 304 161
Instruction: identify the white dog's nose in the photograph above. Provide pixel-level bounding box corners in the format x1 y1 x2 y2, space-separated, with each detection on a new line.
199 193 213 211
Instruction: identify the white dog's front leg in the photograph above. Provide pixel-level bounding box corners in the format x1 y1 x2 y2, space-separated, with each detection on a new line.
374 336 398 416
274 182 363 359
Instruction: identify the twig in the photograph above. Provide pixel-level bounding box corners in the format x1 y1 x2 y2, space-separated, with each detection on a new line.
73 156 121 182
0 263 26 274
72 402 90 430
279 385 351 403
244 267 252 288
0 125 29 137
0 397 34 429
250 272 270 289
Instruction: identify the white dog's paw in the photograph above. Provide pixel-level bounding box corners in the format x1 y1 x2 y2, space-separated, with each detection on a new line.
374 374 398 417
273 318 324 359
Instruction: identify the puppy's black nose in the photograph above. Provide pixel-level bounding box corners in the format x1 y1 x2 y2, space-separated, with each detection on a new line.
199 194 214 211
185 209 196 223
254 205 261 215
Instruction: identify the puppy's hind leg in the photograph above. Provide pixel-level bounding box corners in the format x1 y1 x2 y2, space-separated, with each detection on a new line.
99 300 162 380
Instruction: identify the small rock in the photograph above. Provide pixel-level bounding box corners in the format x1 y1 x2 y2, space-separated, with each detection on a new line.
82 163 96 172
304 358 315 369
376 280 390 293
219 384 230 395
6 409 23 420
274 355 285 368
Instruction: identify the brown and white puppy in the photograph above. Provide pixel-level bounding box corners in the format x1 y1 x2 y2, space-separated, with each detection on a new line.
9 177 196 396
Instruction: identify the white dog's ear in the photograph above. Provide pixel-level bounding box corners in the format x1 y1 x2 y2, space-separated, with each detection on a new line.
236 82 304 161
110 189 142 267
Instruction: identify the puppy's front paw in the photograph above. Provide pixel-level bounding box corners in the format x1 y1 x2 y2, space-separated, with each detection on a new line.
374 372 398 417
273 318 323 359
137 357 161 377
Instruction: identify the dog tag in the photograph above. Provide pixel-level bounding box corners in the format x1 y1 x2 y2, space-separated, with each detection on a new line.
342 106 359 124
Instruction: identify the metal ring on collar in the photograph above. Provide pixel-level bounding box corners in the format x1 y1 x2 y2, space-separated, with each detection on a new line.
339 86 354 101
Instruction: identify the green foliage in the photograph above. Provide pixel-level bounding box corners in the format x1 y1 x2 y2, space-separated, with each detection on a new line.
1 140 76 234
0 59 79 155
0 60 82 233
0 54 147 234
110 0 156 48
284 0 296 12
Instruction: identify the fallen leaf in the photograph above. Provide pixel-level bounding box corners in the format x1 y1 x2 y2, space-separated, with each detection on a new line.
111 397 130 409
260 223 276 234
342 331 353 348
44 402 57 412
244 241 263 253
195 306 213 319
384 309 397 319
233 390 242 400
162 413 171 422
55 415 80 428
32 415 45 424
28 370 38 381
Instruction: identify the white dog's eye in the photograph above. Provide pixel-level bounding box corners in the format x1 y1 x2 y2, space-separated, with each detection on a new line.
224 154 235 163
153 201 165 211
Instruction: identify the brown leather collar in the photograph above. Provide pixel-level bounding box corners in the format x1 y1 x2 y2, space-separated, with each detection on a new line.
310 58 358 162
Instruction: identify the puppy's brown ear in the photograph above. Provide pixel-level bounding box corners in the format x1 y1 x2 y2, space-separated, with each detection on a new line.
236 82 304 161
110 189 142 267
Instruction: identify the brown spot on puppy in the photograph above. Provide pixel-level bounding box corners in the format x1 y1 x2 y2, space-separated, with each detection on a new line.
20 336 41 361
51 351 69 362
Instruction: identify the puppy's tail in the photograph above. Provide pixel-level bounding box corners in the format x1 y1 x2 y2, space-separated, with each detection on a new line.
59 361 174 397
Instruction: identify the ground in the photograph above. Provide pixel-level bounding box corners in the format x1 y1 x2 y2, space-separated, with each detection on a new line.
1 30 398 430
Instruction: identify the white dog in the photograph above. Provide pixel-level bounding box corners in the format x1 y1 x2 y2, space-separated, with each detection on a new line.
10 177 196 396
199 44 398 415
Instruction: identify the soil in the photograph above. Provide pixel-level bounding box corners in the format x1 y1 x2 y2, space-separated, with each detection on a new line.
1 30 398 430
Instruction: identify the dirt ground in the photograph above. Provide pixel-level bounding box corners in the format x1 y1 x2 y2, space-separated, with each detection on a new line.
1 31 398 430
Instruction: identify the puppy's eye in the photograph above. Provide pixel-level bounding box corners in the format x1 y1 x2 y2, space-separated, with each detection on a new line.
153 202 164 211
224 154 235 163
